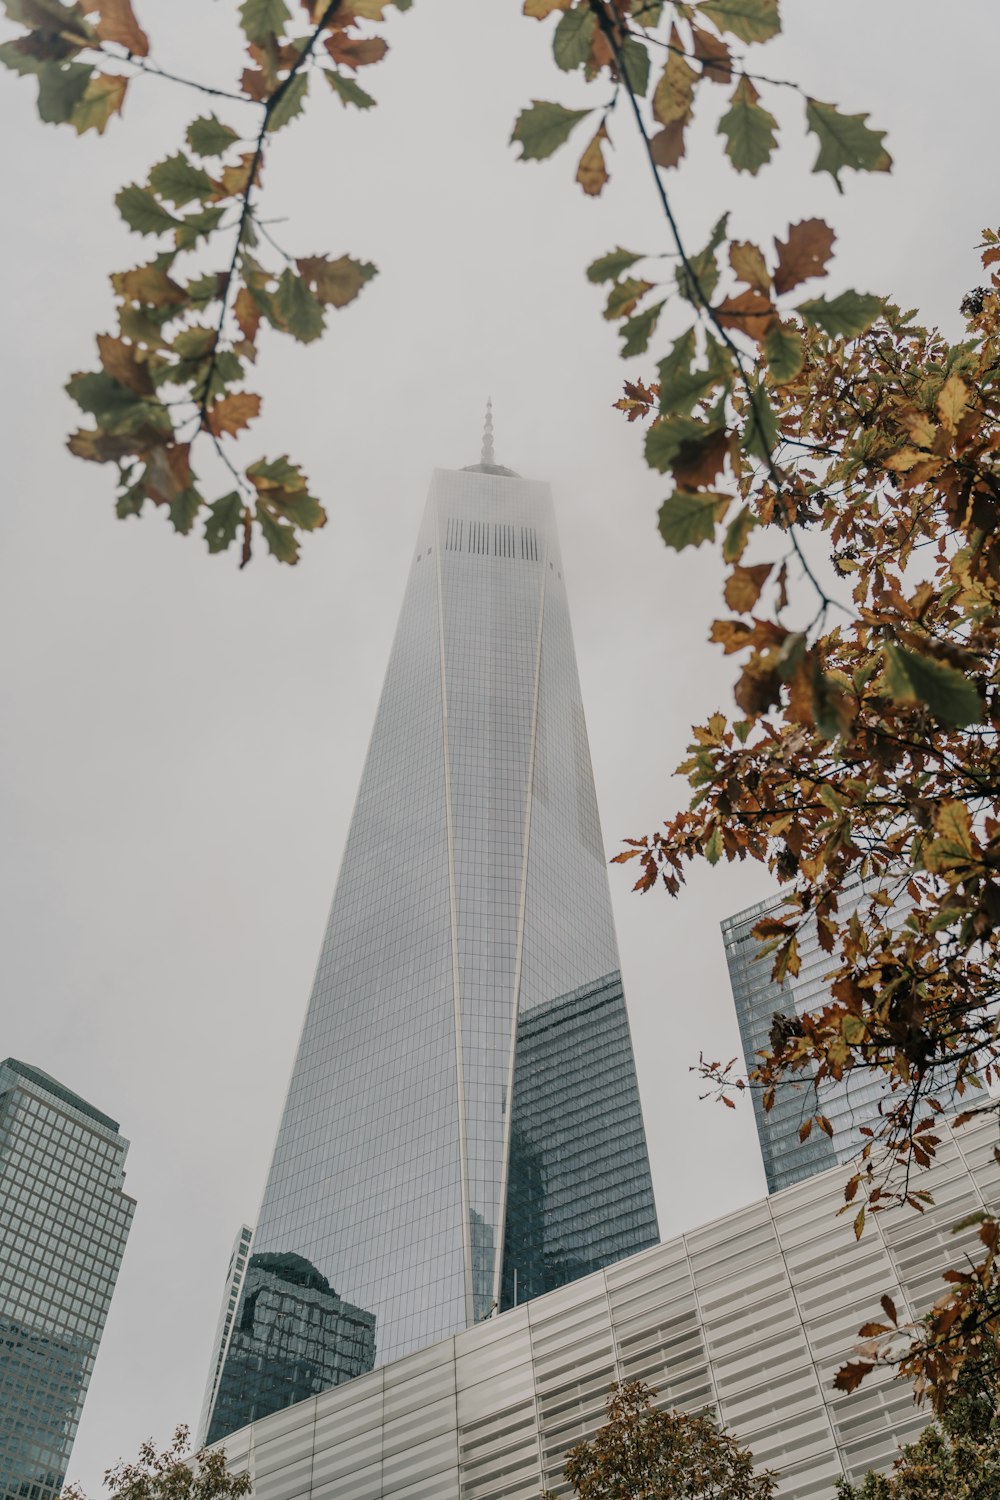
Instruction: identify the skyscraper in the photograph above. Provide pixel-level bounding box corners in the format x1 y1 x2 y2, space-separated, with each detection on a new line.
722 880 948 1193
0 1058 135 1500
204 416 659 1442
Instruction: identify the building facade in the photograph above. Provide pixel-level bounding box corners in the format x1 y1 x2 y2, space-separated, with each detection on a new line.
197 1226 254 1446
722 882 926 1194
212 1115 1000 1500
0 1058 135 1500
204 427 658 1442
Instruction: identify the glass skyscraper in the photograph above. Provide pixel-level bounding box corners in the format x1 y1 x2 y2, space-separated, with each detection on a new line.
204 421 658 1442
0 1058 135 1500
722 881 954 1193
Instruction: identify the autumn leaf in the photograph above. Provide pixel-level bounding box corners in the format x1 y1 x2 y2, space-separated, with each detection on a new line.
576 122 609 196
523 0 572 14
653 26 698 127
881 643 983 728
510 100 592 160
186 115 240 159
587 247 644 283
724 562 772 613
296 252 377 307
936 373 969 433
239 0 290 45
205 392 262 438
93 0 149 56
729 240 770 293
763 320 804 383
695 0 780 43
96 334 154 396
834 1361 875 1394
690 23 732 83
324 69 376 108
773 218 836 295
325 31 388 69
797 289 882 338
552 5 595 71
70 71 127 135
714 287 777 342
649 119 686 169
671 425 729 488
273 268 325 342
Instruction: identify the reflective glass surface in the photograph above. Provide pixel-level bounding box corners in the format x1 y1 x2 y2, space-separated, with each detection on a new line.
0 1060 134 1500
207 465 658 1440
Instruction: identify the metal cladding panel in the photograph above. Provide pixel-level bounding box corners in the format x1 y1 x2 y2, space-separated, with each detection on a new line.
215 1118 1000 1500
206 465 658 1442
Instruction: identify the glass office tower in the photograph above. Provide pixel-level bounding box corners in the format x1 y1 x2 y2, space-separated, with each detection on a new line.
722 881 953 1193
205 423 658 1442
0 1058 135 1500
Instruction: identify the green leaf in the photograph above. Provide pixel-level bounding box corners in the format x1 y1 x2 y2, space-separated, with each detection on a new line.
805 97 891 191
510 100 592 161
186 114 240 158
149 152 216 209
587 248 644 284
741 381 778 461
186 272 223 306
553 6 595 71
0 39 43 76
882 644 983 728
763 321 804 383
645 414 707 472
66 372 168 436
115 482 145 519
268 71 308 132
239 0 290 44
620 36 650 97
705 824 723 864
174 205 225 250
169 488 202 536
657 329 729 416
172 325 217 360
620 300 665 357
723 504 756 562
604 277 653 321
36 61 91 124
797 289 883 339
324 69 376 109
274 268 325 342
116 185 179 236
717 75 777 174
694 0 780 43
70 71 127 136
658 490 730 550
256 506 300 564
676 213 727 305
204 492 243 553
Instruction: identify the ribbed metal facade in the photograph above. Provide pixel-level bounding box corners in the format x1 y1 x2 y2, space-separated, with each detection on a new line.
214 1116 1000 1500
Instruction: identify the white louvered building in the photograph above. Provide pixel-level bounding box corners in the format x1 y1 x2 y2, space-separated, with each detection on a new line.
213 1117 1000 1500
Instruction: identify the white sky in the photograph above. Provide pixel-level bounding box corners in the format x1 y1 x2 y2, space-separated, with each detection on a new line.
0 0 995 1490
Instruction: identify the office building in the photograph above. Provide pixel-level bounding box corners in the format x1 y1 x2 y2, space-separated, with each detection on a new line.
204 416 658 1441
210 1114 1000 1499
0 1058 135 1500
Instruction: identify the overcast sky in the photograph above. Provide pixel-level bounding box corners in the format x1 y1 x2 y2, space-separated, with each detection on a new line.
0 0 995 1491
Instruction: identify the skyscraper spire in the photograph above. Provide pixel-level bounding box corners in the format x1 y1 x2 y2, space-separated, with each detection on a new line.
481 397 495 467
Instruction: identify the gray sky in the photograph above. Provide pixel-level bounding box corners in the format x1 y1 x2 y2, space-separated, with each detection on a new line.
0 0 995 1490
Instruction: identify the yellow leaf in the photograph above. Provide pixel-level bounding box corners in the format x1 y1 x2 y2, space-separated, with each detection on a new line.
936 372 969 433
71 72 128 136
729 240 771 292
653 26 699 126
576 123 609 197
206 392 262 438
523 0 572 14
853 1205 866 1240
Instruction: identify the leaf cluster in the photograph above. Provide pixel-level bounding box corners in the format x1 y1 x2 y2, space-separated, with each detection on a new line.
543 1379 776 1500
63 1426 252 1500
1 0 406 562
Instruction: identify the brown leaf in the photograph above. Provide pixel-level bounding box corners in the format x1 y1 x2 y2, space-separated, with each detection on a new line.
325 30 388 68
857 1321 889 1338
709 619 754 655
649 119 686 169
93 0 149 56
205 392 262 438
234 286 261 345
241 67 270 103
575 123 609 197
672 426 729 488
724 562 772 613
111 264 188 308
880 1295 898 1325
216 152 259 201
834 1360 875 1394
714 287 777 342
144 443 193 505
734 664 782 716
729 241 771 293
96 333 154 396
295 254 372 307
690 24 732 83
773 218 836 296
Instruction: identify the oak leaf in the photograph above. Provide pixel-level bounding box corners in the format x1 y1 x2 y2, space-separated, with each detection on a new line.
936 373 969 433
724 562 772 613
690 23 732 83
205 392 262 438
325 31 388 69
295 253 377 307
510 100 591 160
575 123 609 197
652 27 698 127
649 119 685 169
717 74 777 175
658 490 730 550
773 218 835 295
522 0 572 14
714 287 777 342
70 70 127 135
93 0 149 57
729 240 770 292
695 0 780 44
96 334 154 396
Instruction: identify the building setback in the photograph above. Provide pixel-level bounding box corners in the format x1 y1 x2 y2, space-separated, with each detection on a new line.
0 1058 135 1500
212 1115 1000 1500
204 422 658 1442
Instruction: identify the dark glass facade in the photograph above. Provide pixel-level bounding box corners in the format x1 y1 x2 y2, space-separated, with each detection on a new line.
205 458 658 1442
0 1059 134 1500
